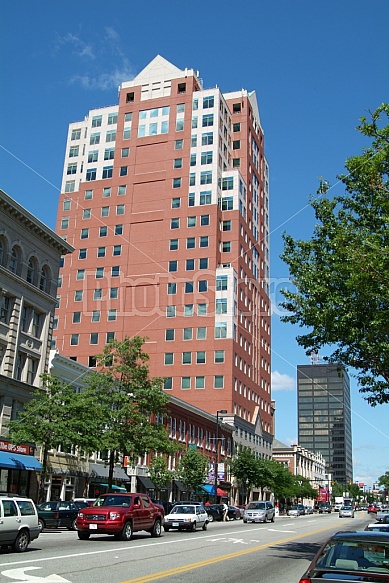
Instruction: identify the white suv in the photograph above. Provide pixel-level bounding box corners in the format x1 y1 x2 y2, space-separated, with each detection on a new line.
0 495 40 552
243 501 275 523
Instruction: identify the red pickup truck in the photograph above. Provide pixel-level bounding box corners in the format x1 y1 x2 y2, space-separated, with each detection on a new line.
76 493 164 541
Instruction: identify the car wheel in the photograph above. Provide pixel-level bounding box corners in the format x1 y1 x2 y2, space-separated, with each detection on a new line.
120 521 133 541
163 526 170 532
151 519 162 538
207 513 214 522
271 514 275 522
202 522 208 531
12 530 30 553
68 518 78 531
77 531 90 540
38 519 45 533
191 521 196 532
243 519 247 523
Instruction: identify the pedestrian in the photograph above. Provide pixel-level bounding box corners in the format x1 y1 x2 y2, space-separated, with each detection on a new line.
222 502 229 521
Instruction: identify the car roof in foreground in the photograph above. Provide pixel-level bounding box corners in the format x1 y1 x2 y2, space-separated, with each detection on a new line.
331 530 389 542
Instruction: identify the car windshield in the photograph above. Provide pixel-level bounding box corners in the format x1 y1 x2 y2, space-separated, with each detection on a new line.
93 496 132 507
170 505 195 514
248 502 266 509
316 539 389 572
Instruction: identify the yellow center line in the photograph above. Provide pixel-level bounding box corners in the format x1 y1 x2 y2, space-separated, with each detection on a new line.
120 524 335 583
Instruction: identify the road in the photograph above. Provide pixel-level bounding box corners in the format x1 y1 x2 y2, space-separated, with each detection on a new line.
0 512 372 583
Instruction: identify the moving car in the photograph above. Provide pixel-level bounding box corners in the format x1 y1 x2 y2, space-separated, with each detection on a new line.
243 501 275 523
367 503 379 514
299 531 389 583
0 495 40 552
318 502 331 514
364 522 389 532
305 505 314 515
163 504 208 532
287 505 302 517
206 504 239 522
37 500 81 531
338 504 355 518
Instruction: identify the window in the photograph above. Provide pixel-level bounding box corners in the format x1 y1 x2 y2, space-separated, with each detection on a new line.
233 140 240 150
85 189 93 200
197 327 206 339
233 158 240 168
71 129 81 140
90 333 99 345
199 236 208 248
97 246 106 257
186 237 195 249
91 311 100 322
171 197 180 208
111 266 120 277
72 312 81 324
215 322 227 338
116 204 125 215
108 309 117 321
176 118 184 131
190 154 197 167
165 329 175 341
164 353 174 365
99 226 107 237
171 218 179 229
217 275 228 290
168 260 178 272
222 196 233 210
170 239 178 251
102 166 113 179
90 133 100 145
120 166 128 176
181 377 191 389
202 114 214 127
200 171 212 185
189 173 196 186
192 116 198 129
88 151 98 163
115 224 123 235
67 163 77 175
215 350 225 363
186 259 194 271
174 139 183 149
187 216 196 227
95 267 104 279
92 115 102 127
182 352 192 365
174 158 182 169
202 132 213 146
76 269 85 280
197 303 207 315
222 220 231 231
200 214 210 226
167 283 177 294
200 191 211 205
118 185 126 195
201 151 213 165
121 148 129 158
216 298 227 314
126 92 134 102
203 95 214 108
104 148 115 160
166 305 176 318
74 290 83 301
106 332 115 342
188 192 195 206
103 187 111 197
183 327 192 340
61 217 69 229
108 112 118 125
222 241 231 252
196 351 206 364
101 206 109 218
110 287 118 299
173 177 182 189
86 168 97 181
70 334 79 346
233 103 241 113
199 258 208 269
113 245 121 256
106 130 116 142
89 356 97 367
94 289 102 300
178 82 186 93
79 248 87 259
214 375 224 388
198 280 207 292
164 377 172 390
195 376 205 389
184 304 194 317
83 208 91 219
185 282 194 293
65 181 75 192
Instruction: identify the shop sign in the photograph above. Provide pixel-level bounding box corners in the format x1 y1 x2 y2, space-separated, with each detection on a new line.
0 440 32 455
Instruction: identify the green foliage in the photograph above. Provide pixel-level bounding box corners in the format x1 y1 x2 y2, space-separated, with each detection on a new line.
280 104 389 405
267 460 295 499
175 448 209 496
378 470 389 491
292 475 317 500
149 456 174 496
229 447 260 500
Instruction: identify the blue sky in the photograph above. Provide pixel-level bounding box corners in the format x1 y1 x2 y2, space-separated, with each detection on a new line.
1 0 388 490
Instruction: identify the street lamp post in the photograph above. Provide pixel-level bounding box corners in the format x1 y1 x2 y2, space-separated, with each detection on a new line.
214 409 227 504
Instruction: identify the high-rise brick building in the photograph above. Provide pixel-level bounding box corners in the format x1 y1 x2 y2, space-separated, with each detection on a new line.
54 56 272 453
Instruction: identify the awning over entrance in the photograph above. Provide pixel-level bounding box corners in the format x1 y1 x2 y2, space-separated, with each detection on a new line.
200 484 228 497
173 479 186 492
0 451 42 471
137 475 155 489
89 463 130 482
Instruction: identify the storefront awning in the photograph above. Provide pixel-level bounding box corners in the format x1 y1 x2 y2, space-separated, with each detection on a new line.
98 483 127 492
200 484 228 497
173 479 186 492
0 451 42 471
137 475 155 489
89 463 130 482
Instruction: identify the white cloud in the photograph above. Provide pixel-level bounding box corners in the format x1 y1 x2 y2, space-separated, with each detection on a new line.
271 370 295 392
69 68 134 91
56 32 96 60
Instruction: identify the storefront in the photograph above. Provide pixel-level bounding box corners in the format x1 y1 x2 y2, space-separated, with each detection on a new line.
0 440 41 499
89 463 130 497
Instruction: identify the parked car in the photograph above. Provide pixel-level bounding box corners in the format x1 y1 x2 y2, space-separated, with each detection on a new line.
206 504 239 522
299 530 389 583
0 495 40 552
318 502 331 514
304 505 314 515
364 522 389 532
376 508 389 522
338 504 355 518
287 505 302 517
243 501 275 523
296 503 306 515
37 500 81 531
76 493 163 541
232 505 244 519
163 504 208 532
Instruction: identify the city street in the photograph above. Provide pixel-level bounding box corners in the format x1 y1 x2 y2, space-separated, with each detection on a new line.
0 512 371 583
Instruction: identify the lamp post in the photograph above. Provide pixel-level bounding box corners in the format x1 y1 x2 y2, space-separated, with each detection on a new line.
214 409 227 503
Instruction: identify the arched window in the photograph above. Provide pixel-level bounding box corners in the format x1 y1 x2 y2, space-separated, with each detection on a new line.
26 257 38 285
0 239 4 266
39 265 51 293
8 246 20 274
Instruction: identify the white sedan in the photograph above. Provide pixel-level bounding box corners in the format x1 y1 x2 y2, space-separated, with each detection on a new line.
163 504 209 532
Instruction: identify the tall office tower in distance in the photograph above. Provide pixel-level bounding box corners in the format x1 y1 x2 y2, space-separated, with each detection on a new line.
54 56 272 440
297 362 353 484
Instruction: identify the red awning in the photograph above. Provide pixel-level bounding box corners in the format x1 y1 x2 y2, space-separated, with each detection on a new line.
217 488 228 497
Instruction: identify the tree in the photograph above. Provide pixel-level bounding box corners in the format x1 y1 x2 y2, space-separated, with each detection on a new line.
149 456 174 499
280 104 389 406
83 336 178 490
378 470 389 491
229 447 260 504
267 460 295 501
175 448 209 499
292 475 317 501
8 375 98 502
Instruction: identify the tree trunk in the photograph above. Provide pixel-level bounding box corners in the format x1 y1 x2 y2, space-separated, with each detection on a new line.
38 444 49 503
108 450 115 491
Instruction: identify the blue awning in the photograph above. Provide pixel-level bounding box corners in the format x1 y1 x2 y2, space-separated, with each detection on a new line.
199 484 228 497
0 451 42 471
